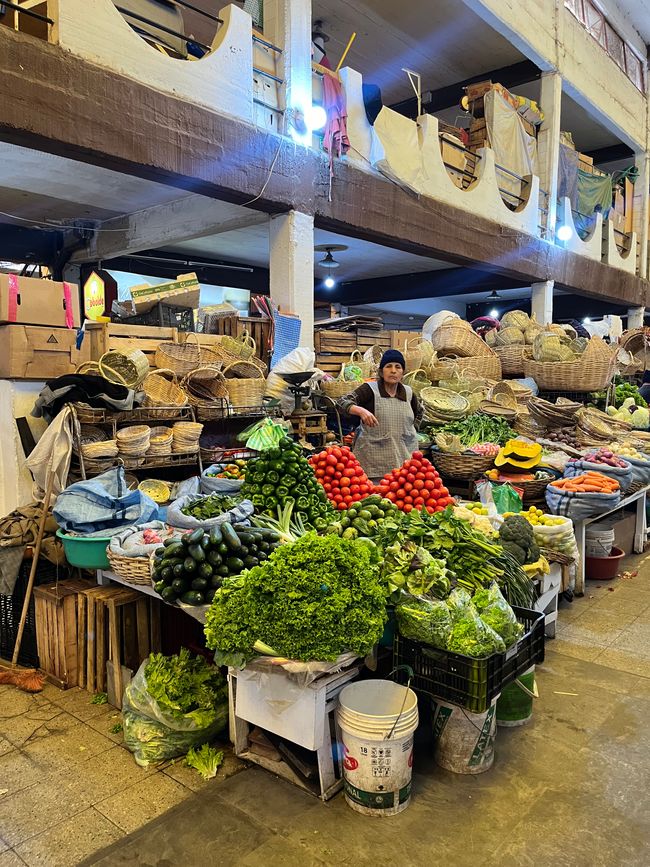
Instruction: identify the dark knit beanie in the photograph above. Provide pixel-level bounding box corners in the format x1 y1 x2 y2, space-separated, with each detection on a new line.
379 349 406 370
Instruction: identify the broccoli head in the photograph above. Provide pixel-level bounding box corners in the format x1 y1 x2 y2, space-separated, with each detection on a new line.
500 541 527 565
499 515 534 549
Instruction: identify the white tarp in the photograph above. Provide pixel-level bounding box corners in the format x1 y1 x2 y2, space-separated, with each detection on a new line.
484 89 538 205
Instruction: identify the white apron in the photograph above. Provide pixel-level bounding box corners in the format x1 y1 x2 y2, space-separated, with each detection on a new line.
353 381 419 479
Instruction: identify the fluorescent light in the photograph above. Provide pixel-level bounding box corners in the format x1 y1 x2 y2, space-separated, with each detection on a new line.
557 224 573 242
489 308 499 319
324 276 336 289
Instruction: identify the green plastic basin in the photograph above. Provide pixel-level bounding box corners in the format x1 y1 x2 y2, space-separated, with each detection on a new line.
56 528 111 570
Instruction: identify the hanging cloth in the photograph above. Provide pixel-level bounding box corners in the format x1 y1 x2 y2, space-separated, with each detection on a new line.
320 56 350 198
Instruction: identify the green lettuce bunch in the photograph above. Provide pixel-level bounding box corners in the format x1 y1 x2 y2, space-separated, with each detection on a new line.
204 532 387 663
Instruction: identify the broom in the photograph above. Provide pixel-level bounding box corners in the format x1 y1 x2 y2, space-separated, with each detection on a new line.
3 470 56 694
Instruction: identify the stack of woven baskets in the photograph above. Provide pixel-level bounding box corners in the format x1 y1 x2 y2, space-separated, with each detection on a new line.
429 318 501 381
419 387 470 424
522 335 616 392
116 425 151 467
172 422 203 453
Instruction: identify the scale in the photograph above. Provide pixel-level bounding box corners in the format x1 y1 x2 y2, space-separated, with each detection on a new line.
278 371 329 448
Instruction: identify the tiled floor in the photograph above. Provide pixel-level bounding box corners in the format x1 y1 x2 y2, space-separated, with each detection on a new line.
1 555 650 866
0 683 245 866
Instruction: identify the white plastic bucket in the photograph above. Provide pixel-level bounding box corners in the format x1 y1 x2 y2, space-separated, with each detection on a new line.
336 680 418 817
585 527 615 558
431 696 498 774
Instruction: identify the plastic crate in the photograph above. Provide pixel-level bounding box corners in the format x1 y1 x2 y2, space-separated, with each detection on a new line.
0 559 65 667
393 606 545 714
112 302 195 331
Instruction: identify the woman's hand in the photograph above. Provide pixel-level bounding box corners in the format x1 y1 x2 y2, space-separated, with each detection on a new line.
351 405 379 427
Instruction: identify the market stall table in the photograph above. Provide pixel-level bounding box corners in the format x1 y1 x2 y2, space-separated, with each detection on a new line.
572 485 649 595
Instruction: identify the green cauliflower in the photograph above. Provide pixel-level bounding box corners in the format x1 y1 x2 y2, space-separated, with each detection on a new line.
499 516 538 565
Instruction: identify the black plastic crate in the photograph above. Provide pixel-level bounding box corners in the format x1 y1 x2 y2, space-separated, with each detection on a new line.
112 302 195 331
393 606 545 714
0 559 65 667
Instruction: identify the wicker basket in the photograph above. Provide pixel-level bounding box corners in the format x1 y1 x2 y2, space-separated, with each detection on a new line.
227 378 266 408
430 449 495 480
403 368 432 396
522 351 616 392
431 320 492 358
221 331 256 360
155 333 220 377
321 379 355 400
349 350 373 379
76 361 101 375
142 368 188 416
495 344 525 376
99 348 149 388
183 367 230 421
431 354 501 382
222 359 265 380
106 550 152 586
487 475 552 505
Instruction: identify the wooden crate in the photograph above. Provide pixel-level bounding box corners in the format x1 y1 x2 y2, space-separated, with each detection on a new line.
314 330 357 354
316 353 349 376
33 576 95 689
356 329 390 353
85 322 178 370
79 585 161 706
389 330 418 351
0 325 90 379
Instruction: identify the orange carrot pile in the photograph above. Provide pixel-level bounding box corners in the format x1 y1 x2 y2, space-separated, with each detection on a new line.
550 472 620 494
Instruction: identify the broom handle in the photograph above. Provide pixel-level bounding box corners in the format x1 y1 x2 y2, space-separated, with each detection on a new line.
12 470 55 667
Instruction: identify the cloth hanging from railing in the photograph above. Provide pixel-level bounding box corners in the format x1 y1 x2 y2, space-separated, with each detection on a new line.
484 89 538 206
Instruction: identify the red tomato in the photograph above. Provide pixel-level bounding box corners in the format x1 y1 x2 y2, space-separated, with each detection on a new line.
404 495 413 505
315 468 325 478
403 504 413 513
326 454 337 466
424 471 436 481
388 481 399 492
350 484 360 494
405 473 414 483
398 475 406 485
413 497 425 507
340 477 351 487
333 493 343 502
435 505 445 512
441 487 450 496
323 482 331 492
420 490 430 501
340 487 351 497
413 479 425 490
423 480 434 491
331 447 342 459
377 485 388 495
386 491 396 501
403 483 413 493
426 505 435 514
355 466 365 477
396 488 406 499
434 478 443 489
337 501 347 510
412 451 423 460
395 500 404 510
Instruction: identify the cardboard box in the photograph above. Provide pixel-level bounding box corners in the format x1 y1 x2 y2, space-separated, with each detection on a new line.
130 272 200 314
0 274 80 328
612 511 637 555
611 209 626 233
0 325 89 379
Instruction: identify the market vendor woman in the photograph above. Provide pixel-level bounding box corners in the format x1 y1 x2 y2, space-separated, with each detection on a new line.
337 349 423 480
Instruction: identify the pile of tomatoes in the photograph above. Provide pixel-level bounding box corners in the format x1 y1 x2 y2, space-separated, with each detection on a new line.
377 452 454 513
308 446 376 510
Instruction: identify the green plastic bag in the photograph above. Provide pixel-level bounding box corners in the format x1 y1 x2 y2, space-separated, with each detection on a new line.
237 418 287 451
489 482 523 515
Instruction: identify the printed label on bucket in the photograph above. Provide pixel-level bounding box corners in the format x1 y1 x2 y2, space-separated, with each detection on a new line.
469 706 496 768
344 780 411 810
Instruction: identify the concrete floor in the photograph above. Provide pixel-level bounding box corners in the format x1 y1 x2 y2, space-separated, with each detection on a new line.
1 560 650 867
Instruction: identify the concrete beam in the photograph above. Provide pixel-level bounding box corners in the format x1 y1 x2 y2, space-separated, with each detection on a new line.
0 29 648 308
531 280 554 324
269 211 314 346
69 196 269 263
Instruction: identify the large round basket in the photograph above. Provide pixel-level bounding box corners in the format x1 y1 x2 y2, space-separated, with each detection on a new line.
495 344 525 376
222 359 266 380
142 368 188 417
431 320 492 358
522 351 616 392
106 550 152 586
99 349 149 388
183 367 230 421
321 379 355 400
430 353 501 382
403 368 432 396
227 378 265 408
430 449 495 480
155 333 220 377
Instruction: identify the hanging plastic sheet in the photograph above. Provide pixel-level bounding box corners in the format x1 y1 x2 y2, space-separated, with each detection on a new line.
484 89 538 206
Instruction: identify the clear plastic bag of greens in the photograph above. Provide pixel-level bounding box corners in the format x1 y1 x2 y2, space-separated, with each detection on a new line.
446 588 506 657
395 593 452 648
122 655 229 767
472 582 524 648
487 482 523 515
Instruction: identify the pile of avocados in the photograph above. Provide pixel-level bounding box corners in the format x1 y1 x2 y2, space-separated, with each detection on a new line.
152 522 281 606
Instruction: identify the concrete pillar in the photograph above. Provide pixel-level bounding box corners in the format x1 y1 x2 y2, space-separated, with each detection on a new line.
269 211 314 348
263 0 311 144
632 152 649 278
627 307 645 329
531 280 554 325
537 72 562 240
